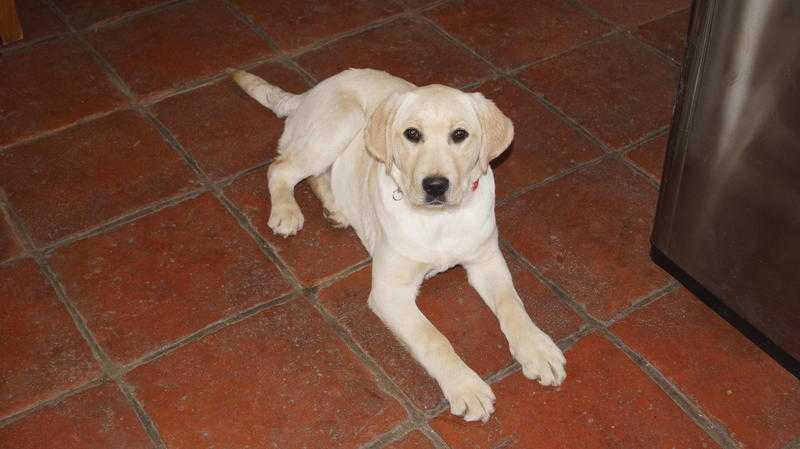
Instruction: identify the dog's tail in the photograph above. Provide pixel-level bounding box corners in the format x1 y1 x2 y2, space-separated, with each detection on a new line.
232 70 302 118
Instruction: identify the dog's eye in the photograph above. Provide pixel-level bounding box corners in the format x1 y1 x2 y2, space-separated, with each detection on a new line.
403 127 422 143
451 128 469 143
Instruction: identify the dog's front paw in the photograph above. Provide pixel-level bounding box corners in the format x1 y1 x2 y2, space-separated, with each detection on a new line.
268 203 304 237
511 328 566 387
442 369 496 422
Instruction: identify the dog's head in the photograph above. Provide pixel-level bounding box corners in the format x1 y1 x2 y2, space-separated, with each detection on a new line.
366 84 513 208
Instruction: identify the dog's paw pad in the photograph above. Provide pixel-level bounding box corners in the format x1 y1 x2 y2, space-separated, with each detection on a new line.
268 204 304 237
514 332 566 387
443 370 496 423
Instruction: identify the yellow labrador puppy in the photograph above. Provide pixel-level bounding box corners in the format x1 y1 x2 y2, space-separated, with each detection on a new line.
234 68 565 422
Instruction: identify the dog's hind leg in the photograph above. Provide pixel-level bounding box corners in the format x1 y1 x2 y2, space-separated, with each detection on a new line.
267 100 364 237
308 171 348 228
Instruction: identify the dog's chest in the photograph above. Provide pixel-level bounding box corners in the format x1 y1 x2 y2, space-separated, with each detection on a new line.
377 174 497 267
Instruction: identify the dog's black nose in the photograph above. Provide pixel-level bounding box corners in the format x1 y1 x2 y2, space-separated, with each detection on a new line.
422 176 449 197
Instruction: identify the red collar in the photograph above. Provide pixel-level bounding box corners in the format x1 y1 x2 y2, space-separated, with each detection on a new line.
471 179 480 191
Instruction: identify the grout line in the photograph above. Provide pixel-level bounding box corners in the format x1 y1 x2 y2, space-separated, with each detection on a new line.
0 253 32 268
305 257 372 293
0 31 68 56
495 153 608 208
114 381 167 449
40 188 206 254
625 28 682 68
0 195 34 263
603 280 679 326
458 72 504 91
418 424 452 449
507 30 620 76
82 0 191 31
566 0 622 29
0 377 107 429
213 158 273 187
621 155 662 189
358 420 417 449
218 0 279 54
621 125 670 155
120 292 299 373
0 107 128 154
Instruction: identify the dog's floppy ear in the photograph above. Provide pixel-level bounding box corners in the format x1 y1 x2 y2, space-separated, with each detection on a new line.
470 92 514 173
366 92 405 168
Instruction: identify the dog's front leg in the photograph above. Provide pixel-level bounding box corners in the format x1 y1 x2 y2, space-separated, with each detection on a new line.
465 244 566 386
368 245 496 422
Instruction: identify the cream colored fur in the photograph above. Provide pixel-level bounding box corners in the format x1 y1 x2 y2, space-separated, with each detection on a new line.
233 68 566 422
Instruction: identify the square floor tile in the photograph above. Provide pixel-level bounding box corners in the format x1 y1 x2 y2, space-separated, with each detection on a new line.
497 159 671 321
295 18 491 88
89 0 273 99
635 8 690 64
232 0 400 52
432 333 716 448
50 193 292 365
318 256 582 411
0 110 197 246
0 39 127 148
54 0 168 29
0 210 24 263
386 431 436 449
612 288 800 449
518 34 679 149
126 298 407 449
0 260 100 419
426 0 609 69
475 79 604 200
581 0 690 28
225 168 368 286
626 134 667 182
3 0 66 49
152 62 309 180
0 383 151 449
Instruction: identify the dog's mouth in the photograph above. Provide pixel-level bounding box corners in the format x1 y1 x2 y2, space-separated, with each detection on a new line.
424 196 447 207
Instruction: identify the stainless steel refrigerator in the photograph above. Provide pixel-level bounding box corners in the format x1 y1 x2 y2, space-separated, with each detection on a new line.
652 0 799 371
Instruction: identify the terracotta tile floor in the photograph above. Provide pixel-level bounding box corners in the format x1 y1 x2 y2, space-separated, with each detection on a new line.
1 1 798 448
